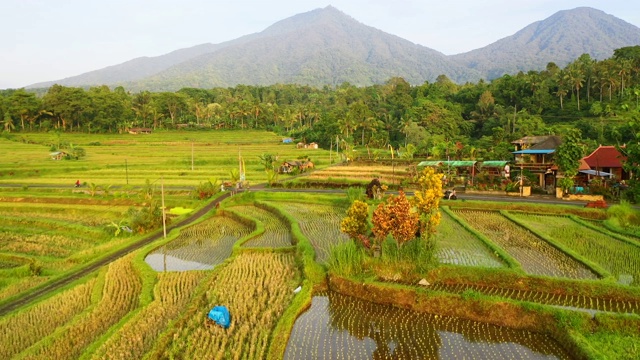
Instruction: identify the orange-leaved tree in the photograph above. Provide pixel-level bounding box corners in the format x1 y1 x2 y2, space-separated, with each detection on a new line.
412 167 443 238
372 189 419 250
340 200 370 241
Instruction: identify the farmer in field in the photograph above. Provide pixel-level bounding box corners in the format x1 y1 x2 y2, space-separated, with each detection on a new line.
75 180 81 187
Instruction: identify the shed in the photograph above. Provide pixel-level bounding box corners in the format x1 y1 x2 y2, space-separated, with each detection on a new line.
282 137 293 144
49 151 67 160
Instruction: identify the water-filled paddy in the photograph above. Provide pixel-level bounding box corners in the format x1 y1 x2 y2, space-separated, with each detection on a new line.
145 215 251 271
285 292 572 359
428 282 640 316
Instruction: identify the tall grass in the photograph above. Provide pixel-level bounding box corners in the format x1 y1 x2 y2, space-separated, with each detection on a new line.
326 241 365 277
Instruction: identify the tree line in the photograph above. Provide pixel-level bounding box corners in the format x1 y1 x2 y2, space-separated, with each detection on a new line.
3 46 640 160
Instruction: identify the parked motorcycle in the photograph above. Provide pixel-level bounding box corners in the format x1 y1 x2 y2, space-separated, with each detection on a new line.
443 189 457 200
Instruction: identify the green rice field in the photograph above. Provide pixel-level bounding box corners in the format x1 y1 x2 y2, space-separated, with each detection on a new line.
507 213 640 286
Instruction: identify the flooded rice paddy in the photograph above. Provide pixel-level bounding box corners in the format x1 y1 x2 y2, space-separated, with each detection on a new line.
285 292 572 359
428 283 640 316
145 215 251 271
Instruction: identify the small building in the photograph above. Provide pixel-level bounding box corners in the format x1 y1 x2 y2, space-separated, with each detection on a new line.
308 142 319 149
479 160 511 180
49 151 67 160
580 145 628 181
279 160 314 173
128 128 152 134
511 135 562 190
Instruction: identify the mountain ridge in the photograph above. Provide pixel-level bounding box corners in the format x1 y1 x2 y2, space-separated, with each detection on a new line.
26 6 640 91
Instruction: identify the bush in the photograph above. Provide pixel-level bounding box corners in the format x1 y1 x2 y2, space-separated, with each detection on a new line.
345 186 365 204
606 201 640 228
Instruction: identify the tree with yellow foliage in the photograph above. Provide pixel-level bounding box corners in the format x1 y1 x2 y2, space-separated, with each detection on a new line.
412 167 443 238
340 200 370 241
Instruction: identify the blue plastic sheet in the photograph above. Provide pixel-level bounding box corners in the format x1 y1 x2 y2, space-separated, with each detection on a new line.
208 306 231 328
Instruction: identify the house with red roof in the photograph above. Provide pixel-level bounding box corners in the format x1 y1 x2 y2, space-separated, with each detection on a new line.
580 145 628 181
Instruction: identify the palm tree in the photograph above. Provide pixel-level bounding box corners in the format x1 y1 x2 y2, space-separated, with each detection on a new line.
3 112 15 132
555 88 568 110
568 66 585 110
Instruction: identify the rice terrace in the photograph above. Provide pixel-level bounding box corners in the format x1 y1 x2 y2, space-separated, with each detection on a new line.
0 130 639 360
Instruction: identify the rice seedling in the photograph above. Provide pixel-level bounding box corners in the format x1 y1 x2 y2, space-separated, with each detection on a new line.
275 202 349 262
433 211 505 268
284 291 572 359
428 282 640 315
229 205 292 248
508 213 640 286
453 210 599 280
145 215 252 271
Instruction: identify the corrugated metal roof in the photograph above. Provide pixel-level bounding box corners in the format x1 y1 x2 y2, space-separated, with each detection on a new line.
481 161 509 167
417 161 443 167
417 160 476 167
512 149 555 154
447 161 477 167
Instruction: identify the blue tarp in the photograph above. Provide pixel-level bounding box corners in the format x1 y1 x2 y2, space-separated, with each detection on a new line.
208 306 231 328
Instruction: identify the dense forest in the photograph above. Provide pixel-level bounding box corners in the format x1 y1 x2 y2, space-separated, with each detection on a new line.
3 46 640 162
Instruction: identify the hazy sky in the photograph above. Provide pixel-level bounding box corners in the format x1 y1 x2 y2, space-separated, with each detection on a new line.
2 0 639 89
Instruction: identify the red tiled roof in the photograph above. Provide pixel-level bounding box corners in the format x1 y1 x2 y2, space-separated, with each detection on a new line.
582 146 626 168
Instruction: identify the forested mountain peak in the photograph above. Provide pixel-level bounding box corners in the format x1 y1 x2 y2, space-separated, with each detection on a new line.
121 5 476 91
24 6 640 91
451 7 640 79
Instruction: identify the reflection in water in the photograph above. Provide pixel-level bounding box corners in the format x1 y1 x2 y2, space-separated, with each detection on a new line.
144 253 213 271
285 292 572 360
144 216 251 272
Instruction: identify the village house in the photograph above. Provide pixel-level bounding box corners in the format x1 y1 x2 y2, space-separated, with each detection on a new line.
578 145 628 184
511 135 562 191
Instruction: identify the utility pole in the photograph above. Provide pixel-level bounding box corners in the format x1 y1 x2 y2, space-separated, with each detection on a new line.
329 138 332 164
161 176 166 238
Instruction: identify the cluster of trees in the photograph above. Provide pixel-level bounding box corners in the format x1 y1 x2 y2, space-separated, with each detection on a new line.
3 47 640 161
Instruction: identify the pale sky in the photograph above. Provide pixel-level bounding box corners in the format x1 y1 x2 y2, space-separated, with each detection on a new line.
1 0 639 89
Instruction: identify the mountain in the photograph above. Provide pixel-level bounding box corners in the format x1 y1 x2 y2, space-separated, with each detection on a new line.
26 6 640 91
121 6 481 91
451 7 640 78
28 6 481 91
